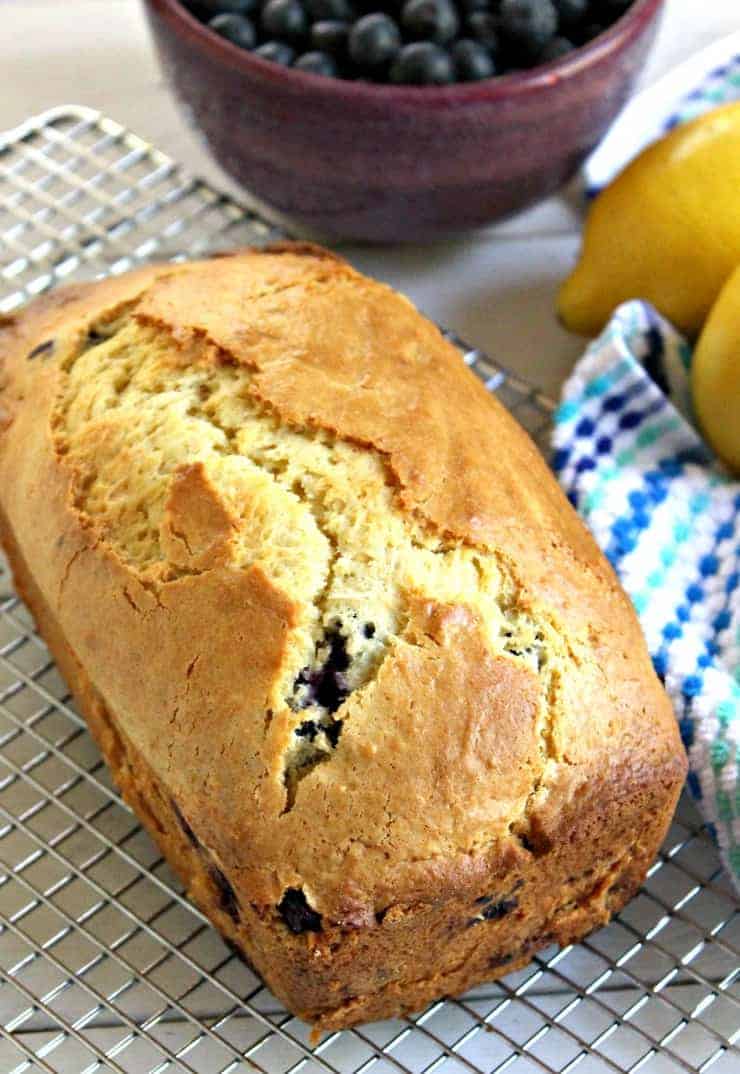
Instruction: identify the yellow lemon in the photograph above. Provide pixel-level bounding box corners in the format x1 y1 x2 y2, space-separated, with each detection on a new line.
559 102 740 339
692 264 740 474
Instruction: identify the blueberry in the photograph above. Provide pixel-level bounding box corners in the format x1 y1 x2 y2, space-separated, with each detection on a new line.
208 12 257 47
553 0 589 26
353 0 398 11
261 0 308 42
278 888 323 933
295 719 319 739
452 38 495 80
389 42 454 84
310 19 349 55
518 832 536 854
27 339 54 361
363 622 376 638
482 896 518 920
574 19 605 43
499 0 558 54
294 628 350 714
401 0 459 45
295 49 338 74
349 13 402 69
211 866 240 921
194 0 257 13
539 34 574 60
466 12 499 51
468 896 518 925
305 0 354 17
171 799 200 848
254 40 296 63
325 720 342 746
489 951 516 964
459 0 490 10
598 0 632 12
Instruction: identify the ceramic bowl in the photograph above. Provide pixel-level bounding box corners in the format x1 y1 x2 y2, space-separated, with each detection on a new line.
143 0 665 242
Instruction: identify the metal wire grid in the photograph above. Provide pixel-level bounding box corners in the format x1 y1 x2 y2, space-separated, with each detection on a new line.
0 105 736 1074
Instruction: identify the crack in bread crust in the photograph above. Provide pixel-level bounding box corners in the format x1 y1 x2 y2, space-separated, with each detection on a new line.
50 311 573 821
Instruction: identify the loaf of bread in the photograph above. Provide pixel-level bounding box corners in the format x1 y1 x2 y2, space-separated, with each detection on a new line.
0 244 686 1032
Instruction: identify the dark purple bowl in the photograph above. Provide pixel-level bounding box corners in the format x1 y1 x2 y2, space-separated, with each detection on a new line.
143 0 664 242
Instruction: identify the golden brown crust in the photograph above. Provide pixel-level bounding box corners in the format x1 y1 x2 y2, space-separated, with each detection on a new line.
0 245 687 1029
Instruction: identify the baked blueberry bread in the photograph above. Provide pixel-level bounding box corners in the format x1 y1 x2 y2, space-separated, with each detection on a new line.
0 244 686 1032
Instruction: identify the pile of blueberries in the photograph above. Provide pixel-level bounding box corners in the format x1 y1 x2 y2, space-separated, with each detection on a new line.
183 0 634 84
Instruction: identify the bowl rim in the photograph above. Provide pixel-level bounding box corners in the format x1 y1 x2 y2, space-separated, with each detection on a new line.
146 0 665 104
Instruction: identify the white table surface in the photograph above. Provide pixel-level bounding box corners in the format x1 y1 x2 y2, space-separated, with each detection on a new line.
2 0 739 401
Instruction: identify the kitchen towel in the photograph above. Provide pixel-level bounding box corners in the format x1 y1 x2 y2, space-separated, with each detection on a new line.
553 301 740 890
557 29 740 889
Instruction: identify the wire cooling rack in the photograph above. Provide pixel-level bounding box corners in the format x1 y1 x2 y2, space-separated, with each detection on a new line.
0 105 737 1074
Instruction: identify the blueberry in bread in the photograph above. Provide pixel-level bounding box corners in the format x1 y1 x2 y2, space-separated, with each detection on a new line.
0 244 686 1032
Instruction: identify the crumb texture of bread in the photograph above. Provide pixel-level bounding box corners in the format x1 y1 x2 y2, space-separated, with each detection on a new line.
0 245 687 1030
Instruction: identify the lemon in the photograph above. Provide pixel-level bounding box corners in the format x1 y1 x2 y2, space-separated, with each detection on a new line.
692 264 740 474
559 102 740 339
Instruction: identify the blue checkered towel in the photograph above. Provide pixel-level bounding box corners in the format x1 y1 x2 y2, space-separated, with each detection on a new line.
553 302 740 891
